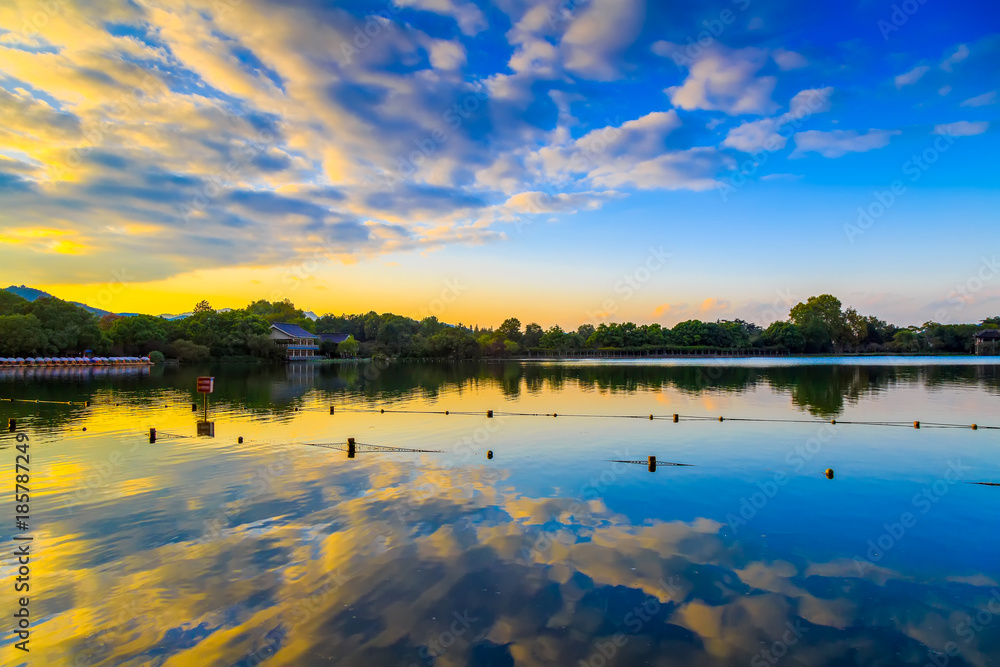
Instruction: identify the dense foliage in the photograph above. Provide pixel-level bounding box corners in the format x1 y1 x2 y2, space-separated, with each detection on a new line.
0 291 996 361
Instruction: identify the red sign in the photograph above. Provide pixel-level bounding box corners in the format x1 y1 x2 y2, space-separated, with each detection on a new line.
196 377 215 393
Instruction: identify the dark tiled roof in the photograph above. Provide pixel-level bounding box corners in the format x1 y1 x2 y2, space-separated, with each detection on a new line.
319 333 350 343
975 329 1000 340
271 322 318 338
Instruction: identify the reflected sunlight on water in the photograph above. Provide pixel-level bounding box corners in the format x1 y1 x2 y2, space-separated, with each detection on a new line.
1 360 999 666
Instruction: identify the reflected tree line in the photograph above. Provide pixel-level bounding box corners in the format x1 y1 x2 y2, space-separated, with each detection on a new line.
4 363 998 432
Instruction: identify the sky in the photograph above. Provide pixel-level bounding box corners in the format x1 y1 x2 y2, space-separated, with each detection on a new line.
0 0 998 329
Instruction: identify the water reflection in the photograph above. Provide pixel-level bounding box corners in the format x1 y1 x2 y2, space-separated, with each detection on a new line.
1 360 999 666
16 457 1000 666
2 360 999 421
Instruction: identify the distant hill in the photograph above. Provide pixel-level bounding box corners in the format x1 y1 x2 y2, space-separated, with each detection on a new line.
4 285 111 317
157 308 232 320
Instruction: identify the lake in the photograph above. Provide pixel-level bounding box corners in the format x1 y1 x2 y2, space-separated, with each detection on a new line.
1 358 999 666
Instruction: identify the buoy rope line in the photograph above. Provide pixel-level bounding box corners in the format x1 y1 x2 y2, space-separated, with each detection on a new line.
304 442 442 453
325 406 998 430
610 460 694 467
1 397 89 406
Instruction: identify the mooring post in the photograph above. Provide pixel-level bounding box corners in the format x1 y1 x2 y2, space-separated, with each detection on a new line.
330 406 335 415
347 437 356 458
149 427 156 443
487 410 493 418
191 403 197 412
673 414 679 423
7 418 15 432
648 455 656 472
914 421 920 429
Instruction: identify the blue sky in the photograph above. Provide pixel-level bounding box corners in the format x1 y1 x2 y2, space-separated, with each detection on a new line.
0 0 997 327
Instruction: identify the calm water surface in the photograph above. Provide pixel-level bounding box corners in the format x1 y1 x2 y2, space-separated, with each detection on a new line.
1 359 999 666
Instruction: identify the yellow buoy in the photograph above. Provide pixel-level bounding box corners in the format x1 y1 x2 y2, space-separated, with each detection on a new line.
825 468 834 479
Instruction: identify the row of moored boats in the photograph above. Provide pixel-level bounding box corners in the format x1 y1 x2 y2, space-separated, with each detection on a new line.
0 356 152 366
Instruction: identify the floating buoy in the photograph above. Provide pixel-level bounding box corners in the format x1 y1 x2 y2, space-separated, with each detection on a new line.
972 424 978 430
831 419 836 425
192 403 197 411
673 414 679 423
719 416 724 422
648 455 657 473
913 421 920 429
487 450 493 459
445 410 449 415
82 427 87 432
330 406 335 414
237 436 243 444
487 410 493 418
649 414 653 420
381 409 385 414
825 468 834 479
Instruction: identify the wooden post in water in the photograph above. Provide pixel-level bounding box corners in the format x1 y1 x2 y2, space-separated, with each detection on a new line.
330 406 335 415
7 418 15 432
347 437 356 458
648 456 656 472
149 428 156 443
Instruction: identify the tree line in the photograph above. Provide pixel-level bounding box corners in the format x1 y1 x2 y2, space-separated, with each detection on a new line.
0 290 996 360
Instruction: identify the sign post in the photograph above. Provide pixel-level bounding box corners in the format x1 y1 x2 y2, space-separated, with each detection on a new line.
196 376 214 423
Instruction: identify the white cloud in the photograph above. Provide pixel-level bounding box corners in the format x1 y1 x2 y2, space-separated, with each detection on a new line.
960 91 997 107
933 121 989 137
560 0 646 80
587 148 724 191
894 65 929 88
426 39 466 70
500 190 622 215
723 87 833 153
940 44 969 72
395 0 487 35
666 47 777 115
938 85 952 96
791 129 900 158
772 48 808 70
723 118 785 152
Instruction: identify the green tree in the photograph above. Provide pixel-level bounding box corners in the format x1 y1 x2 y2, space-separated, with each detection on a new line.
108 315 168 354
524 323 543 347
842 308 869 350
193 300 213 313
0 314 48 356
167 338 211 362
498 318 522 341
338 335 359 358
539 325 568 350
761 321 806 352
671 320 707 347
789 295 846 352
